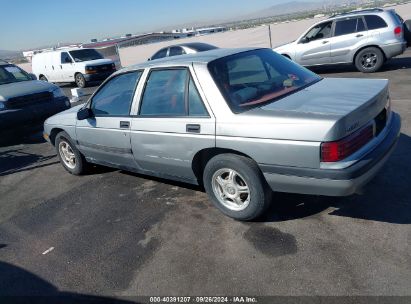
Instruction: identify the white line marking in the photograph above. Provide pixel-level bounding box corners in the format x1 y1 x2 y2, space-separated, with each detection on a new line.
42 247 54 255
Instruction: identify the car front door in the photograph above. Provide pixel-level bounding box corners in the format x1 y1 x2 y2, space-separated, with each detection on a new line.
330 17 369 63
59 52 75 82
295 21 333 66
76 71 142 168
130 67 215 182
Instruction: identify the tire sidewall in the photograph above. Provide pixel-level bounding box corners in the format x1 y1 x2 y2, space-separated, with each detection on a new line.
55 131 84 175
355 47 384 73
203 154 271 221
75 73 86 88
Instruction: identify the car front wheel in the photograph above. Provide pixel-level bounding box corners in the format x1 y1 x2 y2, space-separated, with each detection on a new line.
203 154 272 221
75 73 87 88
55 131 87 175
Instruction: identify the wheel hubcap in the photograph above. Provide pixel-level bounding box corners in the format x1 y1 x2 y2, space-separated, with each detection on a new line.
59 141 76 169
361 53 378 69
76 75 84 86
211 168 250 211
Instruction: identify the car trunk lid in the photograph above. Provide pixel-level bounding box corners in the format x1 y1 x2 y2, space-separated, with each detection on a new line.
251 78 389 141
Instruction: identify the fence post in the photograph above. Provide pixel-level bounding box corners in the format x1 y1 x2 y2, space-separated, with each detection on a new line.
268 25 273 48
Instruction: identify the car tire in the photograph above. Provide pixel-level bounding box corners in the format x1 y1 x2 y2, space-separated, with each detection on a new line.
55 131 87 175
404 20 411 47
354 47 384 73
203 154 272 221
39 75 48 82
75 73 87 88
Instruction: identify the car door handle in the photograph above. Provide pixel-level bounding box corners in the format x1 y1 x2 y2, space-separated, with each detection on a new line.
120 121 130 129
186 124 200 133
356 34 364 38
322 40 329 44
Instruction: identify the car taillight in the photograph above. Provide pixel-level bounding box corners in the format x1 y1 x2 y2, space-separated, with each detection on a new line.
394 26 402 36
321 125 374 162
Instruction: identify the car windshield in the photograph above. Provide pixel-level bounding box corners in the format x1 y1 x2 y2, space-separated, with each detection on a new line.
208 49 321 113
69 49 103 62
0 64 31 85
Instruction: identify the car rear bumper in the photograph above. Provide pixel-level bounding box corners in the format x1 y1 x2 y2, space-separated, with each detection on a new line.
83 70 115 82
0 97 70 129
381 41 407 59
260 113 401 196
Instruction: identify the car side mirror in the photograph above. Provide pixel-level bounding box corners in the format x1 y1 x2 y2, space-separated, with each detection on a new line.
300 37 310 44
29 73 37 80
77 107 92 120
65 57 73 64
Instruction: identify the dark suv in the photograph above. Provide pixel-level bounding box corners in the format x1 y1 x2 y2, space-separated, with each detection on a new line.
0 60 70 129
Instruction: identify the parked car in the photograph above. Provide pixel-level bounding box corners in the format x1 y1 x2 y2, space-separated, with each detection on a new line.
32 48 116 88
274 8 408 73
43 48 401 220
149 42 218 60
0 60 70 129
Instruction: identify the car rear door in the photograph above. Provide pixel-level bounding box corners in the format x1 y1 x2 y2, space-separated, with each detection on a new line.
330 16 369 63
294 21 333 65
76 71 142 168
130 66 215 182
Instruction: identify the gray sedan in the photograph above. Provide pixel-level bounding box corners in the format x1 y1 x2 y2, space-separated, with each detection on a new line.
43 48 401 220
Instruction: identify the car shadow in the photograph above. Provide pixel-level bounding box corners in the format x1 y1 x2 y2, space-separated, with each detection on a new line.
260 133 411 225
0 261 139 303
311 54 411 74
0 127 45 148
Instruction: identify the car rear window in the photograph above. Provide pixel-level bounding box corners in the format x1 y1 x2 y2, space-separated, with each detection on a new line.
364 15 388 30
208 49 321 113
188 43 218 52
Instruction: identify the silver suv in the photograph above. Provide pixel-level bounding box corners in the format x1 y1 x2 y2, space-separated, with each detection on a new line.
274 8 408 73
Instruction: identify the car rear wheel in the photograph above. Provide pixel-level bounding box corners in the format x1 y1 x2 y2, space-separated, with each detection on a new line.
354 47 384 73
75 73 86 88
39 75 48 82
203 154 272 221
55 131 87 175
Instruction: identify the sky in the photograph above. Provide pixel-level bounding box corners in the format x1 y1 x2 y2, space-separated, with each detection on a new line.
1 0 323 50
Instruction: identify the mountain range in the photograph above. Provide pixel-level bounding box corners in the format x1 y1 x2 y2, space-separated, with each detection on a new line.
0 49 22 60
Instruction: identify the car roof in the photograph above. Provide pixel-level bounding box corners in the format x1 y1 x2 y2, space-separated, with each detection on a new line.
121 47 261 72
328 8 391 20
174 42 217 48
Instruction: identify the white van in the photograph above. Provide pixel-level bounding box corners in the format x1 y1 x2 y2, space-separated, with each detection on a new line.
32 48 116 88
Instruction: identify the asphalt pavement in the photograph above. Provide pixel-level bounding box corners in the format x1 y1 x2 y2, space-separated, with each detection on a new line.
0 50 410 301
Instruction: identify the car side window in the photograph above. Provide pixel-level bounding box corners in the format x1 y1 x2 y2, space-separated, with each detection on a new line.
139 68 209 117
334 18 360 36
140 69 186 116
91 71 141 116
169 47 184 57
188 77 208 116
61 52 72 64
357 17 366 32
364 15 388 30
303 21 332 42
152 48 168 60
